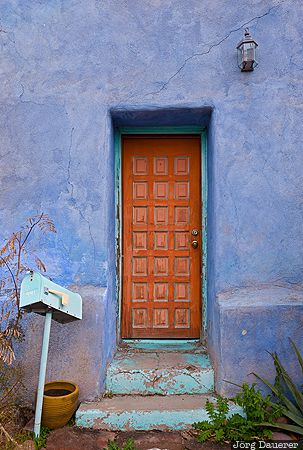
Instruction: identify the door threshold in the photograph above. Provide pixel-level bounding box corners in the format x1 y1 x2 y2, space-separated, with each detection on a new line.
120 339 206 352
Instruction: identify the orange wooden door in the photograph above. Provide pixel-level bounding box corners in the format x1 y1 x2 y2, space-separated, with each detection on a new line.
122 135 201 338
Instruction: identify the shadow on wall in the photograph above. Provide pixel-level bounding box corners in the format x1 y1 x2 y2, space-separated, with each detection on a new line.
110 106 213 128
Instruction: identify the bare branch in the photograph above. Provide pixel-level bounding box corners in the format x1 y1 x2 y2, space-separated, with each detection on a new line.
0 257 18 304
20 212 44 249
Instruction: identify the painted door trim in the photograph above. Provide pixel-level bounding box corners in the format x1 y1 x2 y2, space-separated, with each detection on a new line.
115 126 208 341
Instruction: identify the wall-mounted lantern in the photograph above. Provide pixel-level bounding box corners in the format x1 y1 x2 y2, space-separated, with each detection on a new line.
237 28 258 71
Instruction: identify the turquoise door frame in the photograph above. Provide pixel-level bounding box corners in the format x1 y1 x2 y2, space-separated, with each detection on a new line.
114 126 208 341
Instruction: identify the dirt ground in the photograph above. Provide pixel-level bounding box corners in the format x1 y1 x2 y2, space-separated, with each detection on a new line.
43 427 231 450
2 425 298 450
0 410 232 450
3 417 296 449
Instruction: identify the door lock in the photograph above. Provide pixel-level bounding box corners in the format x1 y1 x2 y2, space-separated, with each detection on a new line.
191 240 199 249
192 229 199 236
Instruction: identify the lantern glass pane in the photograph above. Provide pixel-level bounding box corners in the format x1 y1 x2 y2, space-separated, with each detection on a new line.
237 45 243 68
243 42 255 62
254 45 258 66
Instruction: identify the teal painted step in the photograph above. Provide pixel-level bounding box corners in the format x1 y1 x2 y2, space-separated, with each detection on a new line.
121 339 204 352
76 395 243 431
105 350 214 395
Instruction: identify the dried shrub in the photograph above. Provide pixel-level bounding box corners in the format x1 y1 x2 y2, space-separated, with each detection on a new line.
0 362 27 449
0 213 56 448
0 213 56 364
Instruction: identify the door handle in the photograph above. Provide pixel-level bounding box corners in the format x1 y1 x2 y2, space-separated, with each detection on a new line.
191 240 199 249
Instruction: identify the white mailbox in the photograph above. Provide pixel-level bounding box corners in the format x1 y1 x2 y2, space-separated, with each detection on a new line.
20 271 82 323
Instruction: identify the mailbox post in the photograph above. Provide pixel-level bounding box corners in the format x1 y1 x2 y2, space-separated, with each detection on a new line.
34 311 52 437
20 271 82 437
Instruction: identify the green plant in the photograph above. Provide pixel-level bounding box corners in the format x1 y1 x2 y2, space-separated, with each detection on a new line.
67 414 76 426
105 439 136 450
3 431 34 449
254 338 303 436
33 426 51 450
0 213 56 364
193 384 282 443
103 390 114 399
233 382 282 423
13 430 33 444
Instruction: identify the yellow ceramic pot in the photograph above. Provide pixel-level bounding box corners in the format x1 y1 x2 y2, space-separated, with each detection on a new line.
41 381 79 429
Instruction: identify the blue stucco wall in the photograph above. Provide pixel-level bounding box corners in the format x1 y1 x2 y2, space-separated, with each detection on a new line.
1 0 303 399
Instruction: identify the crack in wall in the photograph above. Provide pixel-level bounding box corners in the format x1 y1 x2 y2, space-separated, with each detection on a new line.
19 83 25 101
66 127 97 263
79 209 97 263
66 127 75 198
18 82 58 107
144 0 286 98
115 0 287 106
290 54 303 71
1 27 31 64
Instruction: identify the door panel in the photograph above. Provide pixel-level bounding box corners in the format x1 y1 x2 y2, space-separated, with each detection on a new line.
122 135 201 338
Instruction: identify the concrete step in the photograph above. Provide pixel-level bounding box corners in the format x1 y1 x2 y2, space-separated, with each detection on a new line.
105 350 214 396
76 394 242 431
121 339 206 353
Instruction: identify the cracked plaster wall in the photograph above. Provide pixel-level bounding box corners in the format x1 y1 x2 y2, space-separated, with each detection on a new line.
0 0 303 398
